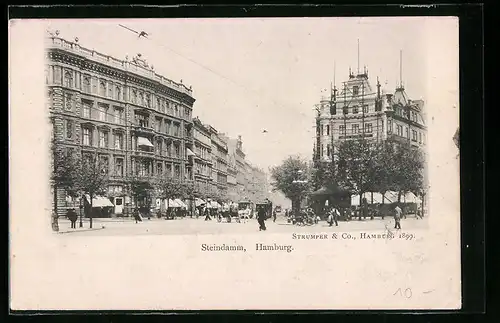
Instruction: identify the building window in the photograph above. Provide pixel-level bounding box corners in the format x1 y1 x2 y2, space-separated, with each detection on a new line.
362 105 369 114
82 128 91 146
136 113 149 128
156 117 162 132
115 158 124 176
114 133 123 150
174 144 180 158
65 120 74 139
352 86 359 96
156 140 163 155
64 70 73 88
405 127 409 139
174 165 181 178
99 130 108 148
174 105 179 117
352 124 360 134
108 82 113 98
139 92 144 106
131 90 137 104
352 106 359 114
114 107 123 124
396 125 402 136
98 104 108 122
53 66 61 85
339 125 345 136
82 101 91 119
343 106 348 115
115 86 121 100
91 77 98 94
326 125 330 136
64 93 73 111
412 130 418 141
156 163 163 175
99 156 109 175
156 98 161 111
99 80 107 97
327 144 330 157
320 144 324 157
364 123 373 133
145 94 151 108
419 132 422 143
83 76 91 93
320 125 324 136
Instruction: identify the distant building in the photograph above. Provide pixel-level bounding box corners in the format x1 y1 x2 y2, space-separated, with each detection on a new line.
193 117 213 198
314 66 427 163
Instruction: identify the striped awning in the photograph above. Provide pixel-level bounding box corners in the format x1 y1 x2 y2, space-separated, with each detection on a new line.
137 136 154 147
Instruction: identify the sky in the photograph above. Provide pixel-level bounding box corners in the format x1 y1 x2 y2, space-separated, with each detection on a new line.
45 17 454 173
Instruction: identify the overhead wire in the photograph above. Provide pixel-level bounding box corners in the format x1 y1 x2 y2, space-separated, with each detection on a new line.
116 23 313 120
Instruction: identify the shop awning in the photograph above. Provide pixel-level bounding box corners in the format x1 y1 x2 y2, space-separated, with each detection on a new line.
186 148 196 157
174 199 187 209
137 136 154 148
167 199 180 208
85 195 114 208
195 198 206 207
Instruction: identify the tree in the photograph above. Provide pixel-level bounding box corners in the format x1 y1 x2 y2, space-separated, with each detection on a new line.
76 152 110 229
337 139 375 204
368 139 398 203
50 141 79 231
270 155 311 212
155 177 184 210
129 176 154 209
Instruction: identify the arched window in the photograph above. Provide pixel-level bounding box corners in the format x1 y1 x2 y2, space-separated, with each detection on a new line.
99 80 107 96
83 76 91 93
174 105 179 117
64 71 73 88
139 92 144 106
146 94 151 108
132 90 137 104
115 86 121 100
108 83 114 98
156 98 161 111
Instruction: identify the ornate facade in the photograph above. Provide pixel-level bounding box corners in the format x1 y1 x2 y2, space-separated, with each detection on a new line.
47 35 196 216
315 67 427 163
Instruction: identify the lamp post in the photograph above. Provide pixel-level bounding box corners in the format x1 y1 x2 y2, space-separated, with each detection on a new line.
79 196 84 228
291 170 308 213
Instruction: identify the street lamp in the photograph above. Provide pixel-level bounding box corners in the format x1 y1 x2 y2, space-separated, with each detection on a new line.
79 196 84 228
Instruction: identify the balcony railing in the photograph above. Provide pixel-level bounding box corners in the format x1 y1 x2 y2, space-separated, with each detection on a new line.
47 36 194 97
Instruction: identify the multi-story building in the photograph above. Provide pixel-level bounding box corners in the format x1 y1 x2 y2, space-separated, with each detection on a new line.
209 126 229 200
47 34 196 216
192 117 213 199
314 67 426 163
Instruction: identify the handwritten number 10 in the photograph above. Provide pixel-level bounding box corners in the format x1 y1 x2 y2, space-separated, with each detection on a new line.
394 288 412 298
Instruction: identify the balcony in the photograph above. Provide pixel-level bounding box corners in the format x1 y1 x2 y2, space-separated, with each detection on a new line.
132 123 155 135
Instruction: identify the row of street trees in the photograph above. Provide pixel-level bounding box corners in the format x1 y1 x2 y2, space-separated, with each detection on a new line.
51 141 200 231
270 138 426 212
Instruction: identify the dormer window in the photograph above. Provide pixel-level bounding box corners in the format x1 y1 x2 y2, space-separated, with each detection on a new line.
352 86 359 96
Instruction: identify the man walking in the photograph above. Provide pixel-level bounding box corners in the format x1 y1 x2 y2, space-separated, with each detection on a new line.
67 208 78 229
257 205 267 231
327 206 339 227
394 204 402 230
272 208 277 223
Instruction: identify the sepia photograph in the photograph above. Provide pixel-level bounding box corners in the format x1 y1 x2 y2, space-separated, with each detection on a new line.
9 16 461 311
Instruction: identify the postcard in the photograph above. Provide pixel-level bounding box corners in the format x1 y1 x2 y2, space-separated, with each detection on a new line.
9 17 460 311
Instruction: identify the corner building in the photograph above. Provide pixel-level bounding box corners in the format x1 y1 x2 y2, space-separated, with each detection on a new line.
46 35 196 216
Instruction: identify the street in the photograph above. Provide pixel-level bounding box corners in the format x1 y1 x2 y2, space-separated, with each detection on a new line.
57 214 428 236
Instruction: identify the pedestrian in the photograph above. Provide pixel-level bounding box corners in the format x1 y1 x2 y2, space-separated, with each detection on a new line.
133 208 142 224
67 208 78 229
328 206 339 227
204 207 212 221
257 205 267 231
394 204 402 230
272 208 277 222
